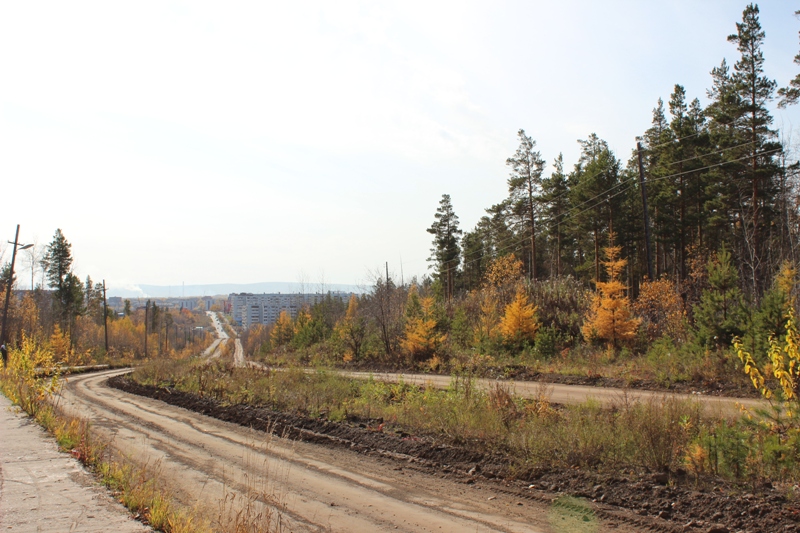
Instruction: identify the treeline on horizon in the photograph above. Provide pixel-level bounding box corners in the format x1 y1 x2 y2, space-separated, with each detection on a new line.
0 227 213 364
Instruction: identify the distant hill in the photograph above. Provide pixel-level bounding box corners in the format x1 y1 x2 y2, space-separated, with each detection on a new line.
108 282 363 299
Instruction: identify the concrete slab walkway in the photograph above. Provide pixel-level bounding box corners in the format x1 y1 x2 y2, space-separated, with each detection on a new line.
0 394 151 532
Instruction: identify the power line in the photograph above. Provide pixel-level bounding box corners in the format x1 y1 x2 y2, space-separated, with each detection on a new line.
454 147 783 273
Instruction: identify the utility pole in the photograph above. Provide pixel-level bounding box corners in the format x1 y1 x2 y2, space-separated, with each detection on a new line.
1 225 32 367
102 279 109 354
144 300 149 358
637 142 655 282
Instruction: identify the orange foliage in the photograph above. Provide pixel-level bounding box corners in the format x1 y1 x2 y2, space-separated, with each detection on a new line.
582 235 640 348
633 278 686 342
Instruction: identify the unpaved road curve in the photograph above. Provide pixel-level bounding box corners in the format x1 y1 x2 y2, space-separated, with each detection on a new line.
336 371 766 417
60 369 643 533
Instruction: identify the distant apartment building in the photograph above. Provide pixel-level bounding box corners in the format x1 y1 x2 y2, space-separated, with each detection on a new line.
229 292 351 328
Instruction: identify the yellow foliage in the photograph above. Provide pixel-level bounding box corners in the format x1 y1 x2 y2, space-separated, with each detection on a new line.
483 254 524 289
483 254 524 307
400 286 444 361
734 305 800 402
474 288 501 346
582 235 640 348
49 324 89 366
1 333 60 407
498 287 539 346
472 254 528 349
777 261 797 296
294 308 311 333
684 442 709 477
270 310 294 347
19 294 42 343
335 295 365 362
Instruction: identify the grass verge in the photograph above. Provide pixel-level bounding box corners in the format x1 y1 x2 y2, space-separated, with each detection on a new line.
132 356 800 489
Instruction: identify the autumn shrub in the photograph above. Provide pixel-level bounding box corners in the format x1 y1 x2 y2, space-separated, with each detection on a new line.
622 395 699 473
633 277 687 343
0 333 60 416
270 311 294 348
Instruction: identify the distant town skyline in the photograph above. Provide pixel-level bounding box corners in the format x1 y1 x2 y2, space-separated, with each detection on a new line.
2 1 800 292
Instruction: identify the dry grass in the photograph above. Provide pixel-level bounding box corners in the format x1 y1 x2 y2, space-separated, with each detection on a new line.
131 359 708 476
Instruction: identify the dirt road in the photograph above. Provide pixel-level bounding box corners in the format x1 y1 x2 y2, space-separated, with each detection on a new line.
336 370 766 417
59 369 645 533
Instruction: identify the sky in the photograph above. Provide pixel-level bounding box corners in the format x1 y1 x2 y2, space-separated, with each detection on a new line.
2 1 800 297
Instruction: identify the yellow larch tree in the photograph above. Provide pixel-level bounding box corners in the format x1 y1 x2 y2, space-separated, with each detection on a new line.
334 294 366 362
474 254 526 348
582 234 640 349
400 285 444 362
483 254 525 306
270 310 294 347
499 287 539 349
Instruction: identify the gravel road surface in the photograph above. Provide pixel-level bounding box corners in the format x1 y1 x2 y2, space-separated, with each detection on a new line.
58 369 644 533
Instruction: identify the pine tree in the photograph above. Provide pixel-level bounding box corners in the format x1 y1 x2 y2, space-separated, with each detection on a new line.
541 154 572 277
506 129 546 280
727 4 782 296
693 246 748 351
582 234 640 348
427 194 462 300
570 134 622 285
43 229 84 331
778 10 800 108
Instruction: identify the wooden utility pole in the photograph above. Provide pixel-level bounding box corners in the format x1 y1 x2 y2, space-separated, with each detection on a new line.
1 224 29 367
144 300 149 358
102 279 109 354
637 142 655 281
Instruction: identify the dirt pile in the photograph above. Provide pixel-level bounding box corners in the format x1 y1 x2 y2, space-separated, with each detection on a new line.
110 376 800 533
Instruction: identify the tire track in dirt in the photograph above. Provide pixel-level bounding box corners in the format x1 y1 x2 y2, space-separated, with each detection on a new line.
61 369 646 532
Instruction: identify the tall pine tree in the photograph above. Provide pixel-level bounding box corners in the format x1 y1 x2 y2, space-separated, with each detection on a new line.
506 129 546 280
427 194 462 301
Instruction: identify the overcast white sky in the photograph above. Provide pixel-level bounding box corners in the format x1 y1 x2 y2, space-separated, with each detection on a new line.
2 1 800 296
